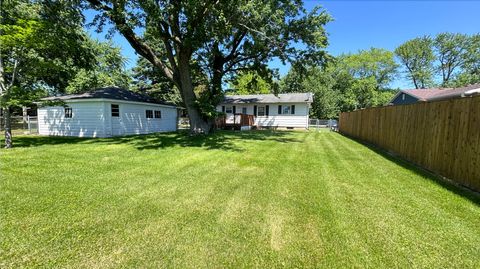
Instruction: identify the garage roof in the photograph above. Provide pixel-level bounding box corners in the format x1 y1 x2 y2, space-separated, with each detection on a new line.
42 87 175 106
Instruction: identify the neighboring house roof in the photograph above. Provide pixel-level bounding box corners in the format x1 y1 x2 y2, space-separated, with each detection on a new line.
390 83 480 104
427 83 480 101
41 87 175 106
401 88 450 101
222 93 313 104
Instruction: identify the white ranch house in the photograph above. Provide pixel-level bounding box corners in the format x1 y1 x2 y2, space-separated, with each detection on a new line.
217 93 313 129
38 87 178 137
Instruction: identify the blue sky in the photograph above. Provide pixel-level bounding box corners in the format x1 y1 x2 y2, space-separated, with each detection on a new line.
85 1 480 89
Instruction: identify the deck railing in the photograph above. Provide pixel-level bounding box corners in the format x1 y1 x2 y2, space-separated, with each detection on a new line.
215 113 255 129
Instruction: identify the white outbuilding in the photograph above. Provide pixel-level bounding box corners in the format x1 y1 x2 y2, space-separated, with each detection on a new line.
38 87 178 137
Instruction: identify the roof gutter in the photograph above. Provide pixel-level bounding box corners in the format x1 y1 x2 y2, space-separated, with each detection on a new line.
464 88 480 96
36 98 177 108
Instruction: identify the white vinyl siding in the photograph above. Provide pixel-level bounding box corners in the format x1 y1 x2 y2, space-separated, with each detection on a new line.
38 100 177 137
38 102 107 137
108 101 176 136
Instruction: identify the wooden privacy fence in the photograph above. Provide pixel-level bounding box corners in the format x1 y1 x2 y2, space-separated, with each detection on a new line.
339 95 480 192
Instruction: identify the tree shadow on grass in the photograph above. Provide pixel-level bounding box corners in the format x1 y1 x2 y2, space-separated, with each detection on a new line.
339 133 480 206
5 130 303 152
122 130 302 151
4 135 94 148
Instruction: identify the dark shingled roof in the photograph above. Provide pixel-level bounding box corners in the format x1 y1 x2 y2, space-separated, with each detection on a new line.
222 93 313 104
41 87 176 106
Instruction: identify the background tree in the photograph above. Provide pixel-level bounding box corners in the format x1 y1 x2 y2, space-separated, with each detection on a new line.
341 48 398 87
280 47 397 118
131 58 181 105
0 0 99 148
85 0 331 134
433 33 469 86
65 40 131 93
338 48 397 109
0 17 39 148
228 71 274 95
395 33 479 88
452 34 480 87
395 36 435 89
301 67 339 119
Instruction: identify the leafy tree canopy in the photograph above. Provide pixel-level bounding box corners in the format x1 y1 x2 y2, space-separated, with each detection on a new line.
0 0 121 148
131 57 182 105
395 36 435 89
280 48 397 118
339 48 398 87
434 32 469 85
449 34 480 87
1 0 97 103
228 71 274 95
395 33 480 88
65 40 131 94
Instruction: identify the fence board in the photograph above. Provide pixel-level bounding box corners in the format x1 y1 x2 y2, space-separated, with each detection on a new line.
339 95 480 192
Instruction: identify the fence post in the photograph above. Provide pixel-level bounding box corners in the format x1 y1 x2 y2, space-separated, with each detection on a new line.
23 106 28 129
27 115 31 134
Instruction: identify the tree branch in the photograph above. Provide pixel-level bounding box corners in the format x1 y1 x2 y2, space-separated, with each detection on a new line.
158 22 178 73
7 58 19 90
86 0 175 82
0 51 6 95
165 0 184 47
224 52 267 73
224 30 247 62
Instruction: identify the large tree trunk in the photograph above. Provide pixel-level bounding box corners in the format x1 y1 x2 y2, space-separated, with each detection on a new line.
177 52 212 134
4 107 12 148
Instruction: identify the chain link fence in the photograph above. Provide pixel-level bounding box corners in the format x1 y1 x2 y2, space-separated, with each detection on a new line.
0 116 39 135
309 119 338 131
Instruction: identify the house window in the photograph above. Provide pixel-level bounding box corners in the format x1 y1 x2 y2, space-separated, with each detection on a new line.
242 107 247 114
279 105 295 115
111 104 119 117
225 106 233 113
146 110 153 118
402 93 406 101
154 110 162 119
257 106 265 116
65 107 72 118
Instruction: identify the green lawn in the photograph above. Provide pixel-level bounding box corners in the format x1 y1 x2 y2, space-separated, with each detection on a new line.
1 130 479 268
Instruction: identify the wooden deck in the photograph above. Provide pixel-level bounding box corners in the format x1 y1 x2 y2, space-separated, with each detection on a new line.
215 114 255 130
